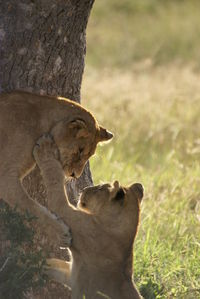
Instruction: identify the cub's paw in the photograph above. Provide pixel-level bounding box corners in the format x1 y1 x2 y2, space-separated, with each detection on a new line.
33 133 59 164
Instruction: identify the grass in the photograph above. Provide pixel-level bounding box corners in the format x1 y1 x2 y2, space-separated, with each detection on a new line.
86 0 200 69
82 1 200 298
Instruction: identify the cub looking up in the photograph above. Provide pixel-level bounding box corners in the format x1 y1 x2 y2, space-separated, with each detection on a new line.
0 91 112 247
33 135 143 299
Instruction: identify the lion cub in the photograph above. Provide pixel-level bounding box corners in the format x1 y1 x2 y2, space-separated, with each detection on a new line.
0 91 112 247
0 91 112 246
33 135 143 299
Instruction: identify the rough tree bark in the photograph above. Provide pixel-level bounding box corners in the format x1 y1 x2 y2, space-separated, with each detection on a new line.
0 0 95 297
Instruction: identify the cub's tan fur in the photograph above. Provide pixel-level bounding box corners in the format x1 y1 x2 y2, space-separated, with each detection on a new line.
0 91 112 246
33 135 143 299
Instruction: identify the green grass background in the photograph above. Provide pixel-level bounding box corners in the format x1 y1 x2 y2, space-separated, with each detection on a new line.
82 1 200 298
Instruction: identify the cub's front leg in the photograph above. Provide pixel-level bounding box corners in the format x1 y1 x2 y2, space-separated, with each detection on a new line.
33 134 90 250
33 134 68 217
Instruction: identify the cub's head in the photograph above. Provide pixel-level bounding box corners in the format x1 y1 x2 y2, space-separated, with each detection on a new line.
78 180 144 238
51 117 113 178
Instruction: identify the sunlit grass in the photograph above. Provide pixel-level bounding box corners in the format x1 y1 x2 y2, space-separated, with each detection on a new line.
82 66 200 298
87 0 200 69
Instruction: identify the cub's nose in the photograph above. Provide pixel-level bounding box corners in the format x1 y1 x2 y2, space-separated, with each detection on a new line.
71 172 75 178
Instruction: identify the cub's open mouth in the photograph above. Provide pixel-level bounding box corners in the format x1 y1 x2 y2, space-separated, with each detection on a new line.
81 202 86 207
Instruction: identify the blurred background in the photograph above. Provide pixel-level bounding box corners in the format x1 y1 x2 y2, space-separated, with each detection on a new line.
82 1 200 298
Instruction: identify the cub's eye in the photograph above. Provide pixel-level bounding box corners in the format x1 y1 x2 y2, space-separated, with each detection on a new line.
79 147 84 154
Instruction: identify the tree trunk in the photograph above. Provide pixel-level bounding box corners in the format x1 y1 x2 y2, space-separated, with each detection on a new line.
0 0 94 297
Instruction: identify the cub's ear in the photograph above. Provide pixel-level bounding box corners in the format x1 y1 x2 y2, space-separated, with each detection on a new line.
111 181 125 205
130 183 144 202
112 188 125 206
97 126 113 142
114 188 125 201
68 119 89 138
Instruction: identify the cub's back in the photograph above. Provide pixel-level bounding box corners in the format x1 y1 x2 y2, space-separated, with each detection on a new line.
0 91 43 135
0 90 98 134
